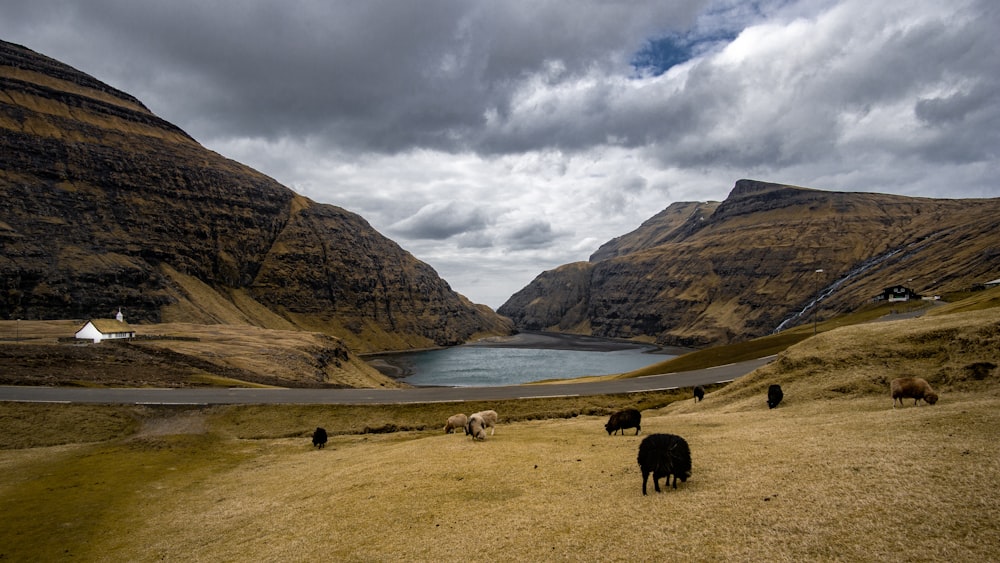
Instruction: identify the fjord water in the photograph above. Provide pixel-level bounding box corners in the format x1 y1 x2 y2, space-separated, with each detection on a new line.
385 345 671 387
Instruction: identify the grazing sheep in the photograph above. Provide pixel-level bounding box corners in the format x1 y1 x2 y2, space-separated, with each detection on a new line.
312 427 328 449
637 433 692 495
444 413 468 434
891 377 939 408
465 410 498 440
605 408 642 436
767 384 784 409
693 386 705 402
477 410 498 433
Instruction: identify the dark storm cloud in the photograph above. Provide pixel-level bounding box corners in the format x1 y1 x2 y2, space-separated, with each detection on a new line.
4 0 996 169
18 0 995 172
388 201 493 241
504 219 562 250
2 0 998 308
1 0 707 153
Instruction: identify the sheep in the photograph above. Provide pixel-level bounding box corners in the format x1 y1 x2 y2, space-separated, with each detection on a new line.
477 410 498 433
444 413 468 434
693 385 705 402
637 433 692 495
312 427 328 449
465 409 498 440
605 408 642 436
891 377 939 408
767 384 784 409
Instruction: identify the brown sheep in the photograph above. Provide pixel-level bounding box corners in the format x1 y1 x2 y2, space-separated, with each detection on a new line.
891 377 939 408
605 408 641 435
444 413 468 434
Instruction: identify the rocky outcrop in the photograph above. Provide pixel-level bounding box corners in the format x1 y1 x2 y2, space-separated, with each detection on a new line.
590 200 719 262
499 179 1000 347
498 261 594 333
0 40 513 353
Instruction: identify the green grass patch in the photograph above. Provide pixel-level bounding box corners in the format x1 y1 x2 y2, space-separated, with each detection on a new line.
0 432 252 561
930 286 1000 315
0 403 142 449
185 373 279 387
618 300 935 377
207 389 693 440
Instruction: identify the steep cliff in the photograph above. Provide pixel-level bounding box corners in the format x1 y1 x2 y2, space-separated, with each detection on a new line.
0 40 512 353
499 179 1000 347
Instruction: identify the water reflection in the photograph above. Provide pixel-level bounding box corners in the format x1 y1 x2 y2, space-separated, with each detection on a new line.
371 337 672 387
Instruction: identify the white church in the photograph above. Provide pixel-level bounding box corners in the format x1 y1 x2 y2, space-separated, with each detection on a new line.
74 309 135 343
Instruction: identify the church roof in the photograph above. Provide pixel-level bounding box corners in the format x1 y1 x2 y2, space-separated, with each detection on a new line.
86 319 134 333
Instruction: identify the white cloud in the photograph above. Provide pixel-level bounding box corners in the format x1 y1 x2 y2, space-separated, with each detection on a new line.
1 0 997 309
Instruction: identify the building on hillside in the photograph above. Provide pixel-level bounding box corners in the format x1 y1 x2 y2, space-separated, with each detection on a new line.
878 285 920 303
74 309 135 343
985 277 1000 289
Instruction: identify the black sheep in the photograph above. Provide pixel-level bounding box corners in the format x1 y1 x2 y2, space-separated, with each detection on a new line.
767 384 783 409
693 385 705 402
312 427 328 449
605 408 641 435
637 433 692 495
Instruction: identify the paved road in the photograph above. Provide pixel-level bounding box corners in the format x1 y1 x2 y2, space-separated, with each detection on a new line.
0 356 774 405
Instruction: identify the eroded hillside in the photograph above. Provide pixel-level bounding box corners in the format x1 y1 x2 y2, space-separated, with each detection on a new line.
500 179 1000 347
0 40 513 353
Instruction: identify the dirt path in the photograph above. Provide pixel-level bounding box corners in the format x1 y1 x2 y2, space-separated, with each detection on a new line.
135 409 208 437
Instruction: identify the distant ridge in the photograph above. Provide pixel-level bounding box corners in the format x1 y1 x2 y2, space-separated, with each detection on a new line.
499 179 1000 347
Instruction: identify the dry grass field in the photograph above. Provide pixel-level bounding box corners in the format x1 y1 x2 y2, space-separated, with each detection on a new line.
1 305 998 561
0 320 400 389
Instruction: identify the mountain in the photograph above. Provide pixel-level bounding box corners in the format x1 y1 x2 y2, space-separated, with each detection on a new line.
498 179 1000 347
0 40 513 353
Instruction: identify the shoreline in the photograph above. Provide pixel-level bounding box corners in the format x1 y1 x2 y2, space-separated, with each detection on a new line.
466 331 695 355
366 331 696 380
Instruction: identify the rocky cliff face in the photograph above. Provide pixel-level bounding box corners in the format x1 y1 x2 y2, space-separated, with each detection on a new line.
0 40 512 352
499 179 1000 347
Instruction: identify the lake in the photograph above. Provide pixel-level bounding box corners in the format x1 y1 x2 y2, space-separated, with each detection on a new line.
368 332 677 387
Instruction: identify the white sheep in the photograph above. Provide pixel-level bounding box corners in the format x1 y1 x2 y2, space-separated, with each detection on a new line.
444 413 468 434
465 409 498 440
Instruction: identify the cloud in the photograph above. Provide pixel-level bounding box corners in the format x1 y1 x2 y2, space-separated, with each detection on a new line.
1 0 998 309
389 201 493 240
9 0 708 155
503 219 562 250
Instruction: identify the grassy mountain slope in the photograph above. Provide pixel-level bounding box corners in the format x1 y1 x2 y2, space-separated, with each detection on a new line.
0 40 512 353
500 179 999 347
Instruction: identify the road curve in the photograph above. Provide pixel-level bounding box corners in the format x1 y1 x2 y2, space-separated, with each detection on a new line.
0 356 774 406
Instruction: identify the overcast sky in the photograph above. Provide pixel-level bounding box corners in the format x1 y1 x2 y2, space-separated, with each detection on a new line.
2 0 998 308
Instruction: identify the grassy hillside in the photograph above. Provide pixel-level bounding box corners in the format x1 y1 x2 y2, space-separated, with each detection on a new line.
0 303 997 561
617 296 943 377
1 40 515 352
0 320 402 389
500 180 1000 349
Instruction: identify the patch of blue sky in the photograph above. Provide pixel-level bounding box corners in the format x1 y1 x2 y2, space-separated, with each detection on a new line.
630 30 738 76
631 0 794 76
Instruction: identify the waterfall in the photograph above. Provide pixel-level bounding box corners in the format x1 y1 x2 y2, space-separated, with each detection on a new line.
772 248 905 333
771 227 953 334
